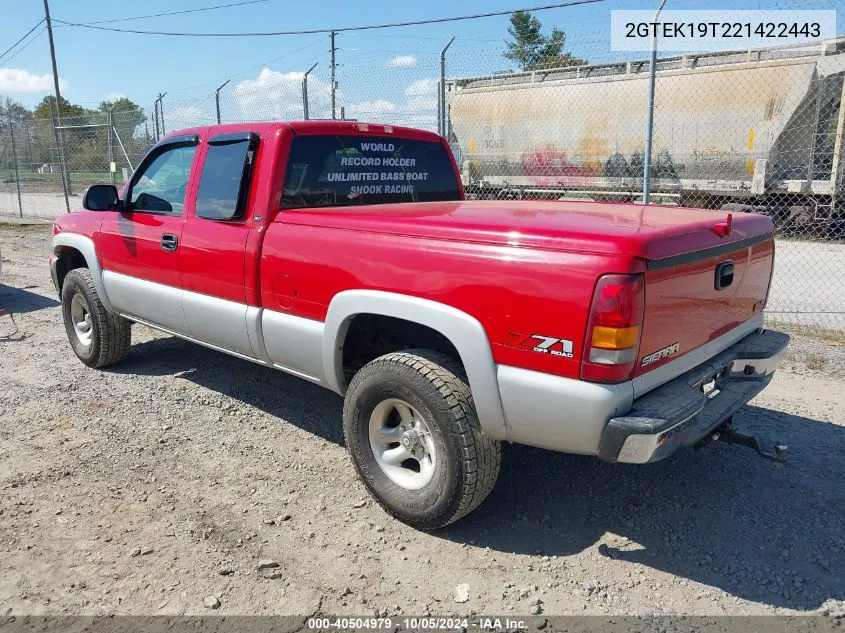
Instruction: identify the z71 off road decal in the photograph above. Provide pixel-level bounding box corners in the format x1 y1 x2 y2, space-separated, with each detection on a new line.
641 342 680 367
506 332 574 358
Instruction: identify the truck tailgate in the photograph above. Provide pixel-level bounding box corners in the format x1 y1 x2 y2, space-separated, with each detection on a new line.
635 231 774 378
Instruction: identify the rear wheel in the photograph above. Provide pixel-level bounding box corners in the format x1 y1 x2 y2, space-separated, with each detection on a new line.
343 350 500 530
61 268 131 368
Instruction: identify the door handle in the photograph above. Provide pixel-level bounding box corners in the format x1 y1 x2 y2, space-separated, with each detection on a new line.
161 233 179 252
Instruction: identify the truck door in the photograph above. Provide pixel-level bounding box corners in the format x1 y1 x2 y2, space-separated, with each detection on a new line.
179 131 260 358
97 134 200 332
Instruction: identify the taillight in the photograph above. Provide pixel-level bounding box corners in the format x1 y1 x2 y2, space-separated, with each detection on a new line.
580 273 645 383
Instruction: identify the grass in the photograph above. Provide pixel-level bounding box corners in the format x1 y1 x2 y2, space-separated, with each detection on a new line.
0 220 52 232
767 320 845 346
804 353 828 371
5 171 114 183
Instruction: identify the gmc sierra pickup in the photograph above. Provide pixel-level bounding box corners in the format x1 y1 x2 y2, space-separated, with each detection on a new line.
50 121 789 529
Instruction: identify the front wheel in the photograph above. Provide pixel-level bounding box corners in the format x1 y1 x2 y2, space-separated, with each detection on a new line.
61 268 131 368
342 350 501 530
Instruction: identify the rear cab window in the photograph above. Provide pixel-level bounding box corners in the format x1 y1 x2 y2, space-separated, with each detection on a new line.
282 135 460 209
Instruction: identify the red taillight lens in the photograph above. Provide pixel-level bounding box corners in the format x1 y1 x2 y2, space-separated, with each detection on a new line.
581 273 645 383
591 276 644 327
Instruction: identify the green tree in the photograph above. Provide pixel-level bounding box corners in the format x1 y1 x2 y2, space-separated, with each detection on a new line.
504 12 545 70
504 11 586 71
99 97 144 128
32 95 90 120
99 97 145 149
533 51 589 70
32 96 98 174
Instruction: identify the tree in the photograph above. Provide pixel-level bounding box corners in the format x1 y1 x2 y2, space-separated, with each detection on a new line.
99 97 146 146
99 96 144 122
31 96 99 172
504 11 586 71
533 51 589 70
504 12 545 70
33 95 90 120
0 96 33 124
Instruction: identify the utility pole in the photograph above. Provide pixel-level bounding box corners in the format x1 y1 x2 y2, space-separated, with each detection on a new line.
301 63 318 120
439 37 455 137
107 110 115 186
330 30 337 120
158 92 167 136
642 0 668 205
154 100 160 141
6 100 24 218
43 0 70 212
215 79 230 125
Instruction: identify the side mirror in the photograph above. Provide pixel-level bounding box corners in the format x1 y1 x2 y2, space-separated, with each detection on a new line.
82 184 120 211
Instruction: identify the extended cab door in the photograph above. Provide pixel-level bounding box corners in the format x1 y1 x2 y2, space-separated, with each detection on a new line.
179 131 261 358
97 134 200 332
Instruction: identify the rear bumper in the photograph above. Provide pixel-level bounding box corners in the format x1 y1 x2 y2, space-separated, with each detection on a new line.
598 328 790 464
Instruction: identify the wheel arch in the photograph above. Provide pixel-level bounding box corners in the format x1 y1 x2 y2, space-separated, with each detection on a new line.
323 290 507 440
52 233 114 313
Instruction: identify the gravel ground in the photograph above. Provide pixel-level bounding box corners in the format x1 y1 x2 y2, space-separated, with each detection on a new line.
0 225 843 617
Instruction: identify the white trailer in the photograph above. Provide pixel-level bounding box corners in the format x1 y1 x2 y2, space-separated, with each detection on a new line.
447 38 845 231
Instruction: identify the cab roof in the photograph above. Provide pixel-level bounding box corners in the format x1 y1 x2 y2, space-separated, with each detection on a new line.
160 120 442 143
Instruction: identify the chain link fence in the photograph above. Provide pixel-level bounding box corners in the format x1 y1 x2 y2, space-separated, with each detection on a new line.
0 110 153 219
1 1 843 332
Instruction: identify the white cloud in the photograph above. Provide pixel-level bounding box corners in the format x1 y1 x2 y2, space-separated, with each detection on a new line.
225 68 438 131
387 55 417 68
404 77 439 112
103 91 126 102
0 68 68 93
166 106 208 129
346 99 397 121
404 78 439 97
234 67 331 120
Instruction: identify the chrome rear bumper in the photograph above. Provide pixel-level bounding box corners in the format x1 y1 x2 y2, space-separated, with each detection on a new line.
598 329 790 464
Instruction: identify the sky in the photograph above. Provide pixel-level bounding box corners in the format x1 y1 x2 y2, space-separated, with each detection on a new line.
1 0 840 130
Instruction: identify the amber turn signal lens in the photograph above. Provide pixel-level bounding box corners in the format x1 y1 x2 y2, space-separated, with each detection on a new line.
590 325 640 350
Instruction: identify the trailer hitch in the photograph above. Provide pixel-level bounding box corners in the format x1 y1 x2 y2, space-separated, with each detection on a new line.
696 418 788 467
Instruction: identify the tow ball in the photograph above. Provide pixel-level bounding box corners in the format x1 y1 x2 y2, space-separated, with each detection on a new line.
695 418 788 467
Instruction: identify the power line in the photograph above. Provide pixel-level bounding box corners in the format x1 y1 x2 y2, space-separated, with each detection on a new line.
0 26 47 66
163 37 325 95
78 0 274 25
349 33 505 44
224 37 326 80
0 19 45 63
53 0 604 37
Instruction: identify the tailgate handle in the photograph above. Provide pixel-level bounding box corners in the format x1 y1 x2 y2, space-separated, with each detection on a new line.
715 261 734 290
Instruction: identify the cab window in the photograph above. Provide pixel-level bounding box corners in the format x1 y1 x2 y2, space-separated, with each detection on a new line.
282 135 460 209
129 144 197 214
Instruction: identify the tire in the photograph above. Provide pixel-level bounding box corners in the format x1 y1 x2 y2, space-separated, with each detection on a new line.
342 349 501 530
61 268 131 368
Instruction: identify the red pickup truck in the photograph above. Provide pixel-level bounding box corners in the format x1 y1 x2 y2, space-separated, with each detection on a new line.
50 121 789 529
